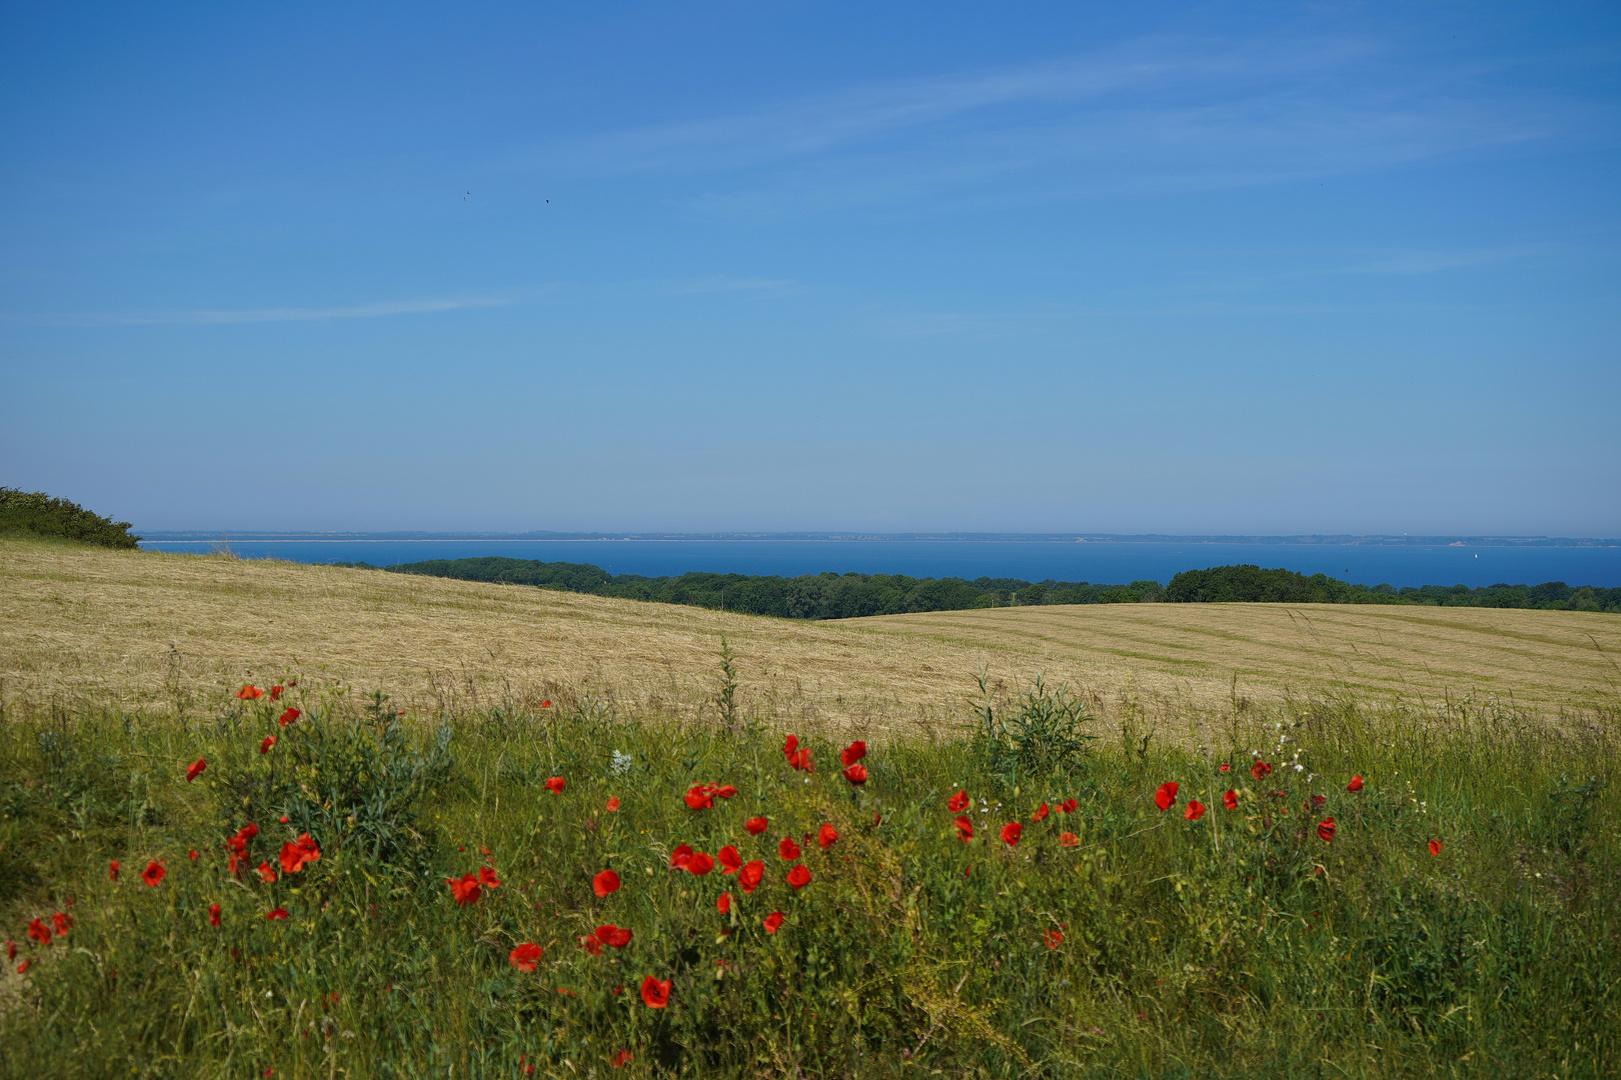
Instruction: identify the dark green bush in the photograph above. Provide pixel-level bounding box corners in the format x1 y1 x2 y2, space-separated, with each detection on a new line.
0 487 140 548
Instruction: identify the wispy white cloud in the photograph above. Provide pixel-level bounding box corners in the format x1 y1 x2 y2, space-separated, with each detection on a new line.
7 295 513 326
542 34 1592 218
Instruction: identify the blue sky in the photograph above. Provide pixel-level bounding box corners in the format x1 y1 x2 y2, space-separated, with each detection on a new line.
2 1 1618 535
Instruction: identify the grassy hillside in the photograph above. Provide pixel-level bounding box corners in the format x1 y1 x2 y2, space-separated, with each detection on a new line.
851 601 1621 716
2 537 1616 730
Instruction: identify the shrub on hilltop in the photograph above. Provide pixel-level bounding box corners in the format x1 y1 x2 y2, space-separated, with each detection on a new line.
0 487 140 549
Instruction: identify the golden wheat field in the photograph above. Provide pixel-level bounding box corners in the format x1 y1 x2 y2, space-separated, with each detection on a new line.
1 537 1616 733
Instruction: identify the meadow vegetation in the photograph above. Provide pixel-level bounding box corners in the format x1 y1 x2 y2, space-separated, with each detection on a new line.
1 664 1617 1078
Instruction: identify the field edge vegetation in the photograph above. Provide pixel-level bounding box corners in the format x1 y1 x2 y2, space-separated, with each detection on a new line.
2 663 1617 1078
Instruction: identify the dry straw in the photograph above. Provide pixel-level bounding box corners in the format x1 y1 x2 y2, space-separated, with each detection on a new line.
2 537 1616 736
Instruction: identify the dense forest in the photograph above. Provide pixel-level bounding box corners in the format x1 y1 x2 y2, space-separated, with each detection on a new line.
365 557 1621 617
0 487 140 549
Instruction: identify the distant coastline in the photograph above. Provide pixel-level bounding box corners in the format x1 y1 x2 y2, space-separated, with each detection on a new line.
135 531 1621 547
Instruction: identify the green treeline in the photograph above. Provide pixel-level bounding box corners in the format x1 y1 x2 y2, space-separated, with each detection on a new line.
0 487 140 549
368 556 1621 617
372 556 1165 618
1165 564 1621 611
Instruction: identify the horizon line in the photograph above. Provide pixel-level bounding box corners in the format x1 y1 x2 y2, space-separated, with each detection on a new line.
134 530 1621 547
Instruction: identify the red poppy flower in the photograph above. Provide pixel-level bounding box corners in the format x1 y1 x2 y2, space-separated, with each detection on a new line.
842 764 868 785
1317 818 1336 843
786 864 811 890
266 907 289 920
1251 761 1272 780
716 892 731 914
189 849 199 861
209 903 221 927
545 777 566 794
51 912 72 936
237 685 263 700
954 815 974 842
16 960 30 975
447 874 482 906
612 1049 633 1068
686 853 716 876
540 700 552 708
279 834 321 875
1031 802 1050 822
238 823 259 841
269 685 284 702
1154 782 1179 812
715 785 737 798
1429 840 1442 857
1348 775 1364 792
1000 822 1022 846
579 934 603 956
1219 763 1231 773
717 846 743 873
606 796 620 811
596 925 633 949
782 734 799 759
186 758 207 783
1223 789 1238 810
27 919 51 945
947 790 970 812
739 860 765 893
257 861 277 883
476 865 501 889
1059 831 1078 847
1185 801 1206 821
278 708 301 727
791 749 814 772
1045 929 1064 949
744 816 768 835
260 736 276 754
593 869 622 897
840 741 867 767
778 837 800 861
139 860 166 887
669 843 695 870
817 823 839 849
509 943 544 972
279 815 290 824
640 975 671 1008
1060 798 1077 814
109 861 120 881
684 784 717 810
763 912 784 935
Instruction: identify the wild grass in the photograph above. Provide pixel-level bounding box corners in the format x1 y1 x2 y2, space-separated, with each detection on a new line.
2 673 1617 1078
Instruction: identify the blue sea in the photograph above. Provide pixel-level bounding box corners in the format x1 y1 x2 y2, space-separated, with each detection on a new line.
134 539 1621 590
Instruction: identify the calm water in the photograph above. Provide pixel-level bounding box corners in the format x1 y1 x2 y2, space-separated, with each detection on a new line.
135 539 1621 589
